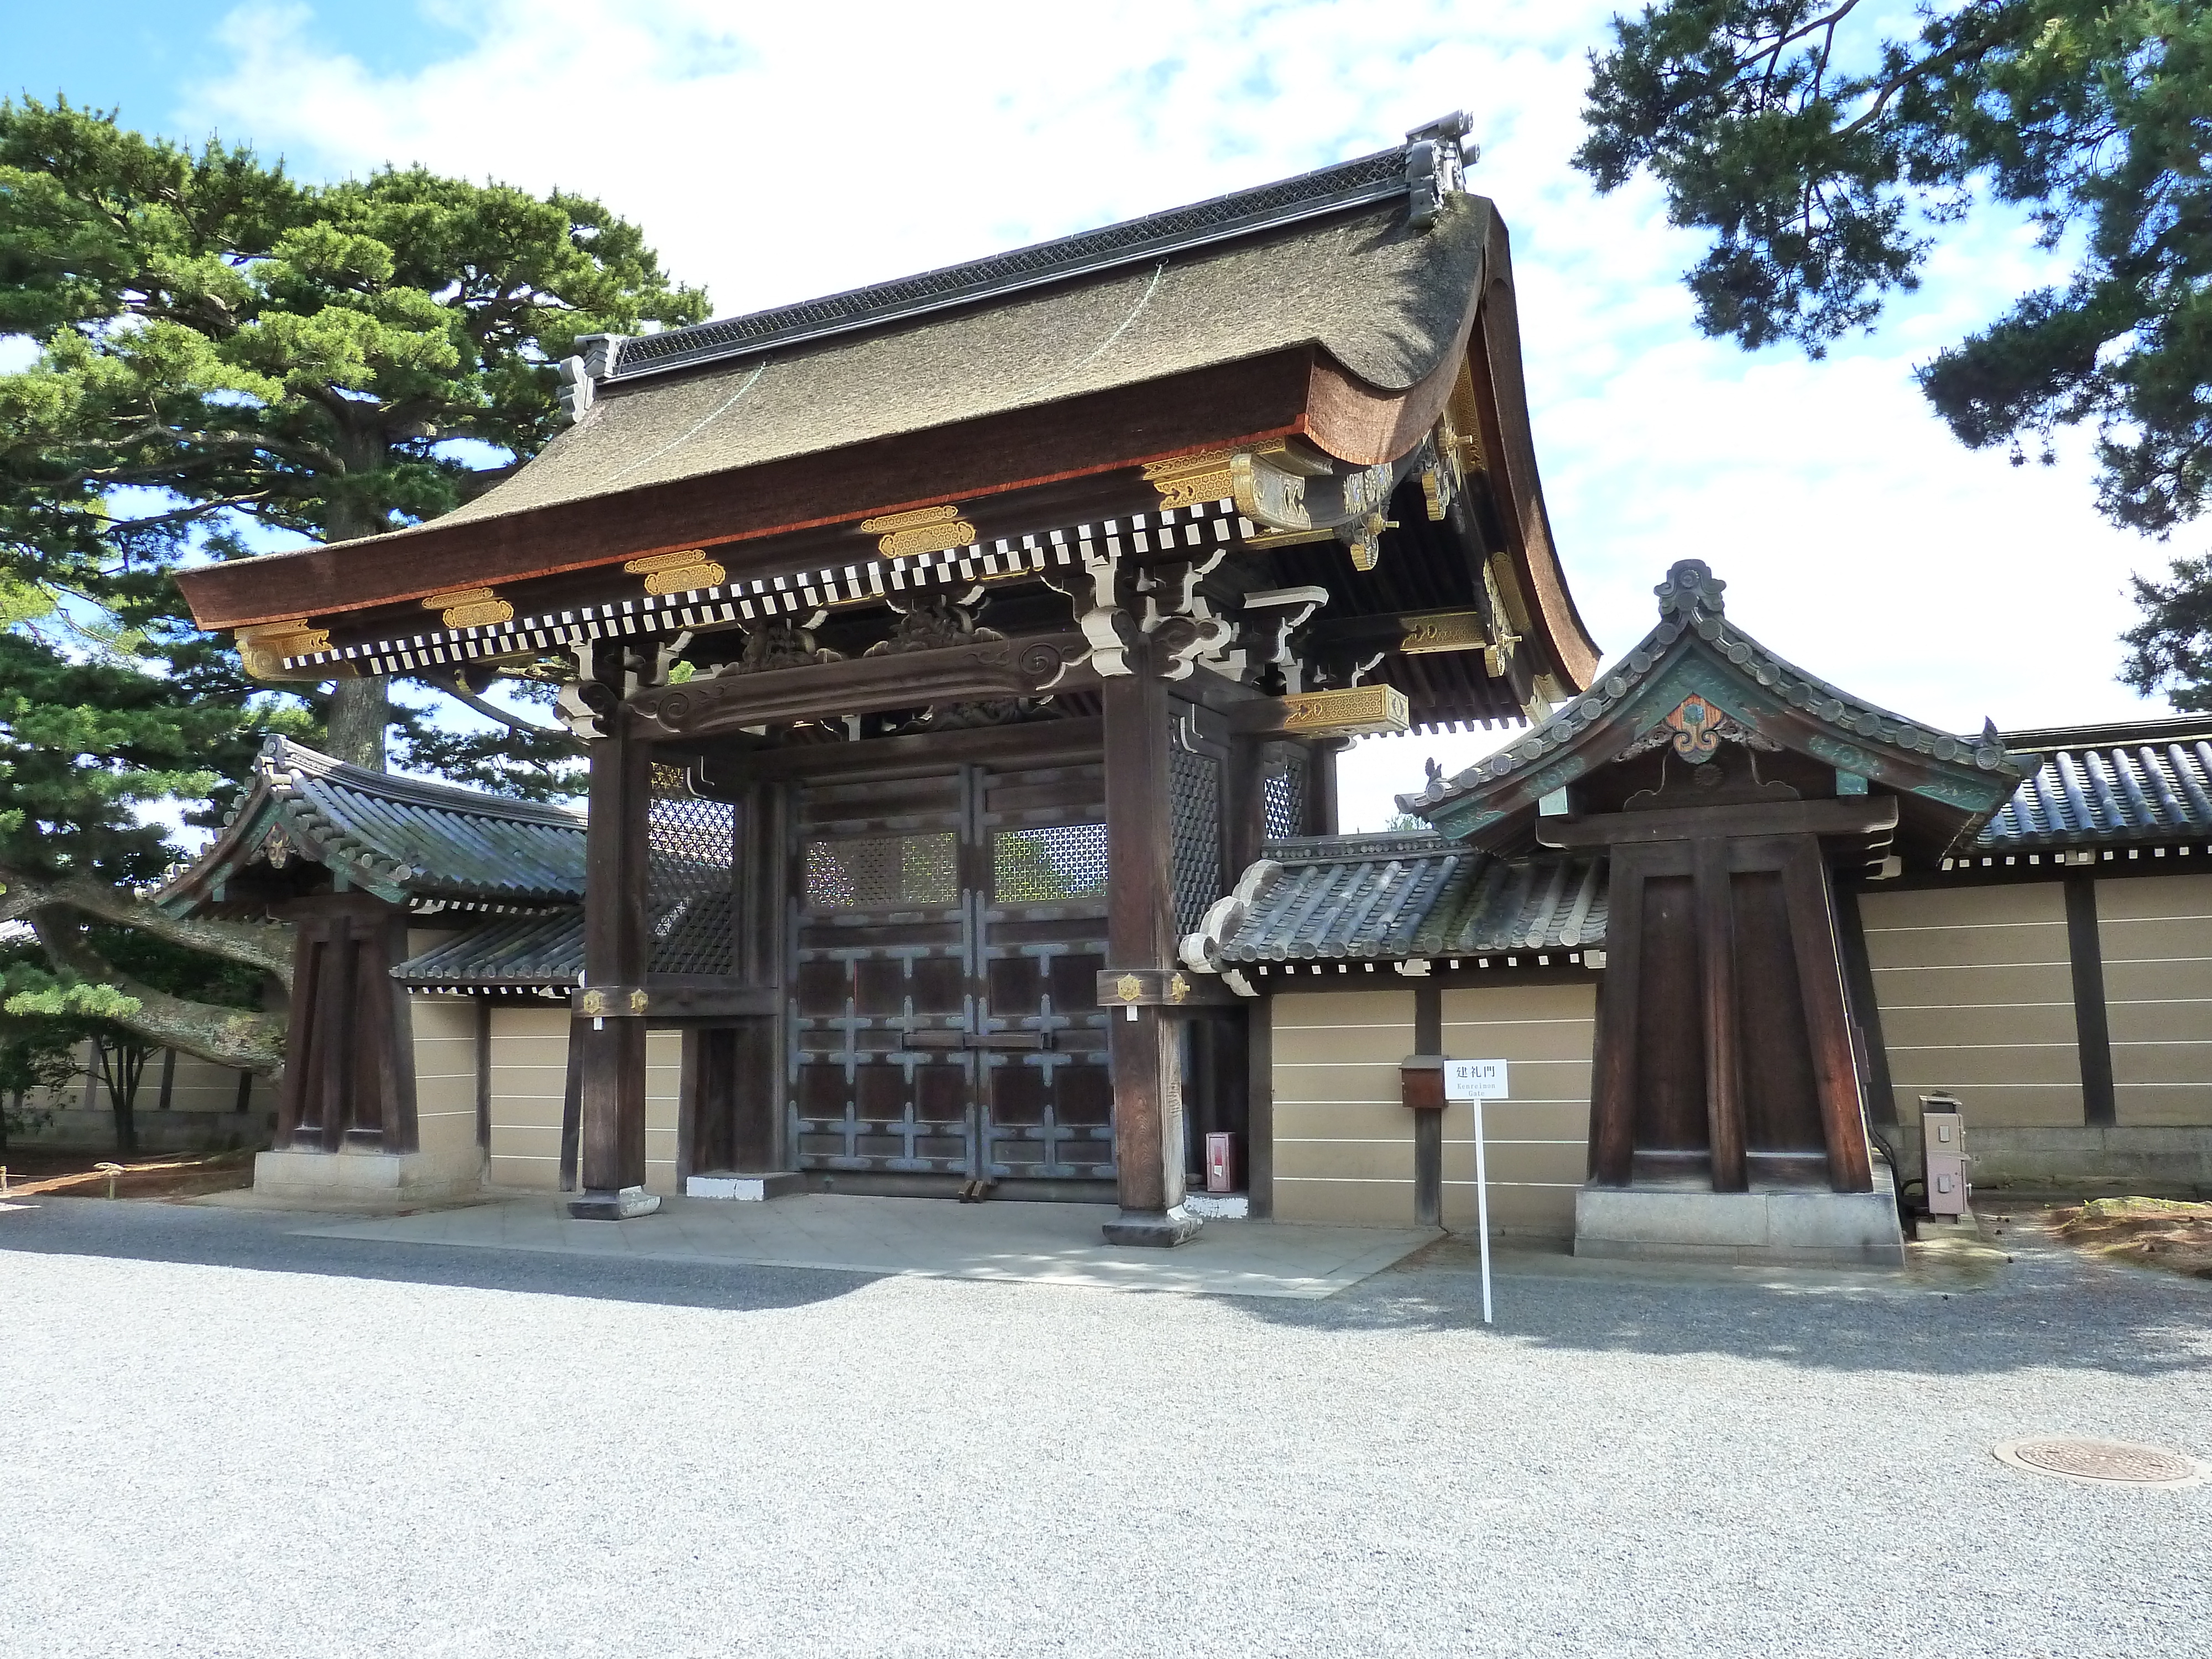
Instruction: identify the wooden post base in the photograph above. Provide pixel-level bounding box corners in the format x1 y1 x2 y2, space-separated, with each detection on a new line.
1412 1105 1443 1227
568 1185 664 1221
1102 1207 1204 1248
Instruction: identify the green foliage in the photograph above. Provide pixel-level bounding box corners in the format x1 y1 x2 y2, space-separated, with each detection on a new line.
1578 2 2212 536
0 96 708 551
0 941 82 1144
0 98 705 1060
0 629 255 884
2122 554 2212 711
0 95 705 807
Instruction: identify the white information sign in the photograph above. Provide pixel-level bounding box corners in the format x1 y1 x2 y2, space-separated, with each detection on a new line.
1445 1058 1509 1325
1444 1058 1509 1102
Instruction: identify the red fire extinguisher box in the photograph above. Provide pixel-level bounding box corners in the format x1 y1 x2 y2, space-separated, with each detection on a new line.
1204 1132 1238 1194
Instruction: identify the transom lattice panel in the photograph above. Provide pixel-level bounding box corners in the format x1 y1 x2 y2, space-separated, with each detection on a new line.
804 832 959 910
993 823 1107 901
1168 743 1222 939
647 764 737 975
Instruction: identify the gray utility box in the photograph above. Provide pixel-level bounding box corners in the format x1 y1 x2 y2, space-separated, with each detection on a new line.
1921 1093 1969 1217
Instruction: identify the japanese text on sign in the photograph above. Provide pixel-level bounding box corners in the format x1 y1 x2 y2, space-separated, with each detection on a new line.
1444 1058 1509 1102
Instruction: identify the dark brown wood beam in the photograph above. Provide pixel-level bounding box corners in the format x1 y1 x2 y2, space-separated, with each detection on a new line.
1694 836 1747 1193
1537 796 1901 849
1781 837 1876 1193
2064 871 2117 1127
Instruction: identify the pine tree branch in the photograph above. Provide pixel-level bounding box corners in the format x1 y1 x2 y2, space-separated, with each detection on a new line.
419 672 582 747
0 868 295 986
28 914 286 1077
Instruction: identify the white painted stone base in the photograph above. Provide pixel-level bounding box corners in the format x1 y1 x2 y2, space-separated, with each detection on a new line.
685 1171 803 1201
1183 1192 1249 1220
1574 1165 1905 1267
253 1145 486 1206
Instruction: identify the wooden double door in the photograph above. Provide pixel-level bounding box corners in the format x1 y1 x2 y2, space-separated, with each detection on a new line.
787 761 1115 1183
1591 826 1875 1193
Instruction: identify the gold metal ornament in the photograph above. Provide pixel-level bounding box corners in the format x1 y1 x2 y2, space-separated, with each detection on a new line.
236 620 333 681
623 550 727 597
1399 609 1490 655
1115 973 1144 1004
1141 450 1238 509
1280 684 1410 737
860 503 975 559
579 989 607 1016
421 587 515 629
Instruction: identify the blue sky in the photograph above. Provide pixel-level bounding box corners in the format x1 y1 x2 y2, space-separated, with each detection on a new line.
6 1 2187 827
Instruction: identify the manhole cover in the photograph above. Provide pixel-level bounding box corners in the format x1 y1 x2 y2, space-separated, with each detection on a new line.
1993 1437 2206 1489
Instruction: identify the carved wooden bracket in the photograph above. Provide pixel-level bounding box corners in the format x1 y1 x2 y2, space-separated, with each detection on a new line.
624 630 1092 740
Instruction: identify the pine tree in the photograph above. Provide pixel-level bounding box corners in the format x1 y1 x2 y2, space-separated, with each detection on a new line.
1577 3 2211 701
0 99 707 1071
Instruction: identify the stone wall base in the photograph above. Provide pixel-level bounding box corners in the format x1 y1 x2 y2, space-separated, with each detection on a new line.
254 1145 486 1206
1957 1125 2212 1198
685 1171 803 1201
1574 1166 1905 1268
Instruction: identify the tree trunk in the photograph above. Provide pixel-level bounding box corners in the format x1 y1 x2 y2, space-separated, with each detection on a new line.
326 675 392 771
100 1041 142 1155
1 870 296 988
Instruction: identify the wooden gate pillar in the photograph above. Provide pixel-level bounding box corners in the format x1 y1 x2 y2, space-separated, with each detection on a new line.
569 707 658 1219
1100 647 1200 1246
274 894 416 1154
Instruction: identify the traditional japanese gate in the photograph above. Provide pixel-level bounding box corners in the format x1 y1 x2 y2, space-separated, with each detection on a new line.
789 760 1115 1185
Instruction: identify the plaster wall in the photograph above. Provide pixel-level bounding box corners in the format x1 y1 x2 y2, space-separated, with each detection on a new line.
482 1006 680 1194
2097 872 2212 1126
408 996 479 1161
1439 983 1595 1239
1267 983 1595 1238
1270 989 1414 1227
1858 883 2083 1128
11 1044 268 1152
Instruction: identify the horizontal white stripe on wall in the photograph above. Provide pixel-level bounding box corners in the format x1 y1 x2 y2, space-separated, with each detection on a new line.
1871 962 2070 973
1862 919 2067 933
1885 1041 2077 1052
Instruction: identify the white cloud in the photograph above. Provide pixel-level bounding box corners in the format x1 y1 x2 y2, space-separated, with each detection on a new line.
181 0 2190 831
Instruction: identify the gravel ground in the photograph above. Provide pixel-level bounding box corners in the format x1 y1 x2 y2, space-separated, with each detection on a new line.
2 1198 2207 1658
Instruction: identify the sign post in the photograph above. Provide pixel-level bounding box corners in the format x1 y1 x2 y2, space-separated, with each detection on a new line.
1444 1058 1509 1325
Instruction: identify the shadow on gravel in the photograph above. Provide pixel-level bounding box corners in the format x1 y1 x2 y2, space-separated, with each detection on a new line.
1228 1234 2212 1380
0 1197 875 1314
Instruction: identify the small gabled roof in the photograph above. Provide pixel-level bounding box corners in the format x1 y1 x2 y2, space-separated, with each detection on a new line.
1180 832 1608 969
1401 560 2021 854
155 737 586 915
392 910 583 993
1981 716 2212 848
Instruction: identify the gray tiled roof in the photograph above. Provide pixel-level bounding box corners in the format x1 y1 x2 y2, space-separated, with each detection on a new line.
157 737 585 914
1186 833 1607 967
1983 719 2212 847
392 910 583 990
